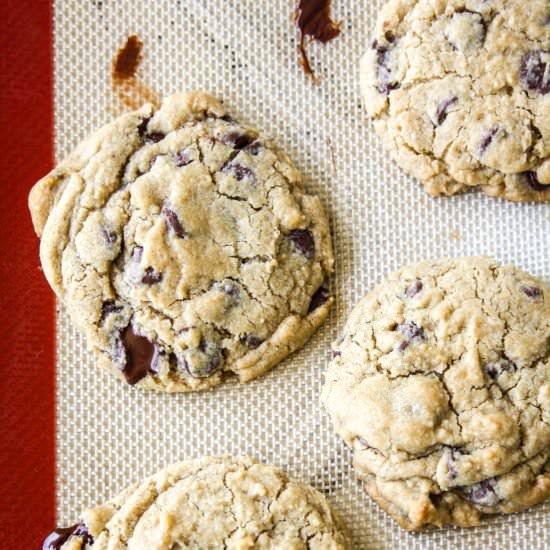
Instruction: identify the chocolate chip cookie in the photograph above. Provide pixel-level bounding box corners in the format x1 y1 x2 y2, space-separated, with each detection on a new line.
43 456 349 549
29 92 333 391
360 0 550 201
322 257 550 530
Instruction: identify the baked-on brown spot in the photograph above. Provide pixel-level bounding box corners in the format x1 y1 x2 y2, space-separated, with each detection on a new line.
111 35 160 112
295 0 341 81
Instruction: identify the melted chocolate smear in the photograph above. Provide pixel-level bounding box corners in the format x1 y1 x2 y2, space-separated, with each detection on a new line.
111 36 160 111
43 523 93 550
222 131 255 150
295 0 341 80
120 324 159 385
479 127 498 155
112 35 143 81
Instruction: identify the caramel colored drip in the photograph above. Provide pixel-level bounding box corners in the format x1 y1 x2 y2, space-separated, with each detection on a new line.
295 0 341 81
111 35 160 113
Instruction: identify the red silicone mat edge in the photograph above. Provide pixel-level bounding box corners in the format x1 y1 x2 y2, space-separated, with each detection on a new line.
0 0 56 546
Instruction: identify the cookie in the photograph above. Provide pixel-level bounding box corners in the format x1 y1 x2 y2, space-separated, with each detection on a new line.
360 0 550 202
322 257 550 530
29 92 334 392
43 456 349 549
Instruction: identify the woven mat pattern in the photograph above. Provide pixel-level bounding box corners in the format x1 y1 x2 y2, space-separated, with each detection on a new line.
53 1 550 547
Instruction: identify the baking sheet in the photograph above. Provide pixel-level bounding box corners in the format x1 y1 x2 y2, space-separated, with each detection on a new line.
53 1 550 548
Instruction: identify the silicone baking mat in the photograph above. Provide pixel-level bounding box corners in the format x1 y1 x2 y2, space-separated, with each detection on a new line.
52 1 550 548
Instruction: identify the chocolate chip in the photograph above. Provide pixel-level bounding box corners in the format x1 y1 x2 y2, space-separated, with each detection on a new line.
404 279 423 298
220 114 236 123
522 285 543 299
137 117 151 137
435 96 458 125
240 334 264 348
524 171 549 192
223 162 255 182
373 40 400 95
447 447 459 480
332 350 342 358
308 285 330 312
43 523 93 550
519 50 550 94
287 229 315 259
179 339 223 378
162 206 187 238
101 300 123 322
120 324 159 385
142 267 162 285
216 279 241 303
397 321 424 351
461 478 500 506
146 131 165 143
244 141 262 155
479 127 498 154
484 358 516 379
222 131 255 150
173 148 192 167
101 227 117 246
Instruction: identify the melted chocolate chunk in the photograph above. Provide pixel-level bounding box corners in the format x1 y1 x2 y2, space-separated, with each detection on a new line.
295 0 341 78
179 339 223 378
447 447 459 480
479 127 498 154
484 359 516 380
101 300 123 322
373 40 400 94
525 171 549 192
223 162 255 182
173 148 192 167
146 131 165 143
240 334 264 349
136 117 165 143
287 229 315 259
216 279 241 303
435 96 458 125
308 285 330 312
397 321 424 351
522 285 542 299
162 206 187 238
244 141 262 155
222 131 255 150
404 279 423 298
142 267 162 284
137 117 151 138
461 478 500 506
519 50 550 94
102 227 117 246
120 324 159 385
43 523 93 550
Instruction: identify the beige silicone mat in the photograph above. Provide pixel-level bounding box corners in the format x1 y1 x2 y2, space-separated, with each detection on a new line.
53 1 550 548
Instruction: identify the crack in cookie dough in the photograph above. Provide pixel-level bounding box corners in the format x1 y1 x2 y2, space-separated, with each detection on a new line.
28 92 334 392
322 257 550 530
360 0 550 202
44 456 349 549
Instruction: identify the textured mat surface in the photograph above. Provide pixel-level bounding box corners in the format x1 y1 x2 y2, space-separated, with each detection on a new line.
53 1 550 547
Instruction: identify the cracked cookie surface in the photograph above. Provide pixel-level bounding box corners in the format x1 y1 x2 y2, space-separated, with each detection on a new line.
360 0 550 202
44 456 349 549
29 92 334 392
322 257 550 530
